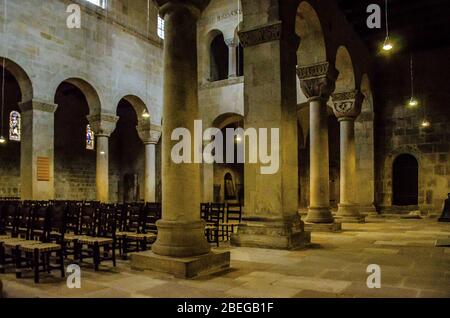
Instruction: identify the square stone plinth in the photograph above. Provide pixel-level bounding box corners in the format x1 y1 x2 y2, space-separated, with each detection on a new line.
130 251 230 279
305 222 342 232
231 219 311 250
335 215 366 224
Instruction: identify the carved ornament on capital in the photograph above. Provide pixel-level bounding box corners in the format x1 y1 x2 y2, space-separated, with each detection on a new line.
296 62 339 100
238 21 282 48
87 113 119 137
331 90 364 120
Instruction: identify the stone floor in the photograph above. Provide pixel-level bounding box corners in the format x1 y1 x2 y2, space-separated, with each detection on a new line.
1 216 450 298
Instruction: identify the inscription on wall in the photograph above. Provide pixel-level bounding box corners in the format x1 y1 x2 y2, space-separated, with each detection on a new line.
199 9 242 27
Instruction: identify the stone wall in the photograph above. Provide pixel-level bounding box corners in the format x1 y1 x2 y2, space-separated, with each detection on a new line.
375 47 450 215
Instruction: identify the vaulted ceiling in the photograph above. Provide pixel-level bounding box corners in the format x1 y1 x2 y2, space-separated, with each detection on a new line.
336 0 450 54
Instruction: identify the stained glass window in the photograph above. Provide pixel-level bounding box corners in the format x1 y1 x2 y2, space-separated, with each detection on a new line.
157 16 165 40
86 124 95 150
9 111 21 142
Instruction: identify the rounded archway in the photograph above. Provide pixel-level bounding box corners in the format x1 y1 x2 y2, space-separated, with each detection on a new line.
335 46 355 93
211 113 244 204
110 98 145 203
393 154 419 206
54 80 98 200
209 31 229 82
296 2 326 66
0 58 30 198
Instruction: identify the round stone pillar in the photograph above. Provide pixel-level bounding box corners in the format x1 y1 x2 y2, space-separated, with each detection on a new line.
87 113 118 203
225 38 238 78
332 91 365 223
138 124 162 203
152 0 211 257
297 62 339 225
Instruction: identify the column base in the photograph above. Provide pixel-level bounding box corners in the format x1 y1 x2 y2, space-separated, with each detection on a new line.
359 204 378 216
130 251 230 279
305 221 342 232
336 204 365 223
305 207 335 223
231 216 311 250
151 220 211 257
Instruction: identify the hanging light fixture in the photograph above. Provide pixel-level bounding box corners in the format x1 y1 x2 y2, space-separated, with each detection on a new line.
0 56 6 146
421 119 430 128
382 0 393 52
142 110 150 119
407 54 419 107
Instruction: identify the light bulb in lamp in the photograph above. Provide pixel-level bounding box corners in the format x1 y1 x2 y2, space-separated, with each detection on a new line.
382 37 393 51
421 120 430 128
142 111 150 119
408 98 419 107
235 135 242 143
0 136 6 144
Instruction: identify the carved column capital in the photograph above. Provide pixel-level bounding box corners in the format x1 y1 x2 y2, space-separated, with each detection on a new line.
154 0 211 19
138 123 162 145
331 90 364 121
224 38 238 47
87 112 119 137
296 62 339 101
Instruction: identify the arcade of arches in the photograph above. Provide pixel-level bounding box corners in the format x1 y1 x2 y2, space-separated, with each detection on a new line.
0 0 449 298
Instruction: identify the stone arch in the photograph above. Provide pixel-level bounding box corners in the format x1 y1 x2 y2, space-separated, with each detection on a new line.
212 112 244 130
118 95 149 120
54 78 101 116
1 57 33 103
208 29 229 82
334 46 355 93
383 146 426 208
296 1 327 67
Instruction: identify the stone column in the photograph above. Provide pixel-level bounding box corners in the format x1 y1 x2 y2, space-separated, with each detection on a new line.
19 100 58 200
87 113 118 203
332 91 365 223
297 62 341 231
131 0 230 279
225 38 238 78
138 124 162 203
230 2 310 249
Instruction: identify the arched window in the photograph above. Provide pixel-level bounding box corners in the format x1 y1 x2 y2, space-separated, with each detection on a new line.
86 124 95 150
393 154 419 206
210 33 229 81
157 16 165 40
9 111 21 142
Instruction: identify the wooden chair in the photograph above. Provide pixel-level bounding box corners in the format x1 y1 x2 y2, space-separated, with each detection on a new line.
76 204 117 271
15 204 65 283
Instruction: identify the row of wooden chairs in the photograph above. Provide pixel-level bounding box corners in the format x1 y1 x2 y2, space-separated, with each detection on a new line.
0 200 162 283
201 202 242 246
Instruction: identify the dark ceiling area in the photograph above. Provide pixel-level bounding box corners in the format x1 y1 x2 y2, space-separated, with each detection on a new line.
336 0 450 54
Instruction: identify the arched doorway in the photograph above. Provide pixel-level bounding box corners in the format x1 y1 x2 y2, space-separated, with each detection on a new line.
393 154 419 206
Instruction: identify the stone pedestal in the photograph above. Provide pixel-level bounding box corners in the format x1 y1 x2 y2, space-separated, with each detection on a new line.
130 0 230 278
131 251 230 279
297 62 340 231
305 221 342 232
332 91 365 224
19 100 58 200
232 3 310 249
231 216 311 250
88 113 118 203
